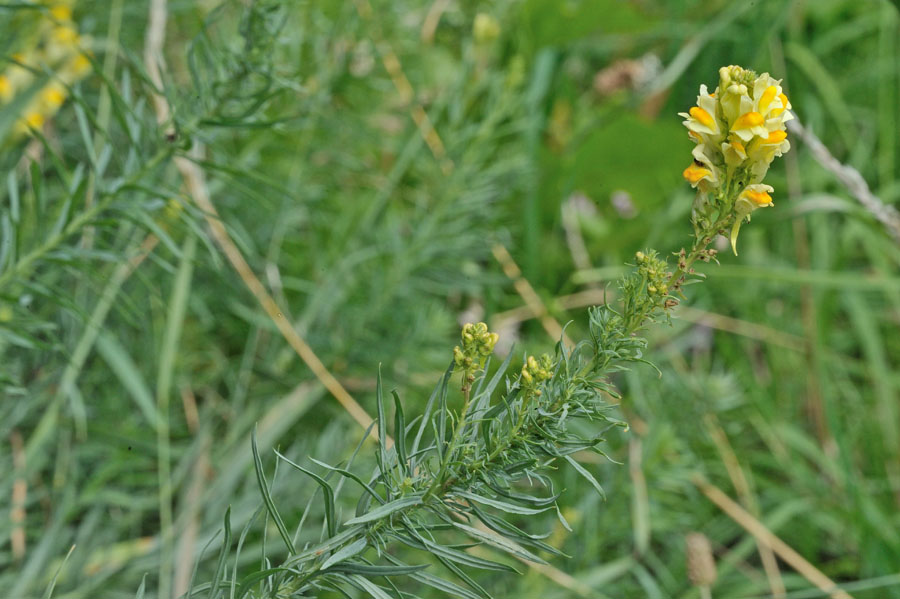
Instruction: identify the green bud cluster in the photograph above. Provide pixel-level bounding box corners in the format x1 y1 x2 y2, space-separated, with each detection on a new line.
635 250 670 297
718 64 757 89
520 354 554 395
453 322 500 387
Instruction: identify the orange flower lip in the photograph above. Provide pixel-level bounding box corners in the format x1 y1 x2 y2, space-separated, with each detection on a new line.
683 162 712 184
689 106 715 129
743 189 773 206
763 130 787 144
732 111 764 130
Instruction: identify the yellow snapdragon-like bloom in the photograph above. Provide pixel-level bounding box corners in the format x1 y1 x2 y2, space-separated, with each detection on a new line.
680 65 793 253
729 183 775 254
679 65 792 190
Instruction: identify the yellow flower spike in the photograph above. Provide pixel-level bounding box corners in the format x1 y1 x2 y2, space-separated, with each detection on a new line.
689 106 715 129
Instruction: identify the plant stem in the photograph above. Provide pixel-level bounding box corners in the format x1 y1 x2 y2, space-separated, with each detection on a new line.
424 383 472 501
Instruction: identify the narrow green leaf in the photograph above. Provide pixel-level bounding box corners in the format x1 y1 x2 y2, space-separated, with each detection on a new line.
250 428 295 554
0 214 13 273
274 450 336 537
134 575 147 599
207 507 232 599
433 554 493 599
394 530 515 572
392 390 408 476
30 160 45 215
319 537 367 571
95 332 159 430
452 522 548 564
564 455 606 499
453 491 550 515
347 574 393 599
332 420 377 506
329 562 429 576
7 170 20 223
308 457 384 505
376 365 388 485
42 544 75 599
235 568 288 599
384 555 482 599
412 360 454 459
288 525 366 566
344 495 422 526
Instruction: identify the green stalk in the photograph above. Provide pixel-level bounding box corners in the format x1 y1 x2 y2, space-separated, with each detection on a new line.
423 383 473 501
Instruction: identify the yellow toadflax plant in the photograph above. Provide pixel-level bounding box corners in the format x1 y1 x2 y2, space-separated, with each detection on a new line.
223 65 794 599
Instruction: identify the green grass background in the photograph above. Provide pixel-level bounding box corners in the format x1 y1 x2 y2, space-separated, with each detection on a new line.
1 0 899 597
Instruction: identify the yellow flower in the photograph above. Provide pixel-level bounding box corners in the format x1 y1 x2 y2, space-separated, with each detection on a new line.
678 84 721 140
40 83 67 110
739 184 774 208
682 144 720 190
0 75 11 103
681 66 794 254
24 112 45 130
683 162 711 185
52 26 79 45
50 5 73 22
681 66 793 189
729 183 775 255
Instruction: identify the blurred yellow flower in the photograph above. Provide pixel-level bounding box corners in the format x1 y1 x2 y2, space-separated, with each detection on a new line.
2 4 92 140
0 75 12 103
50 4 73 22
